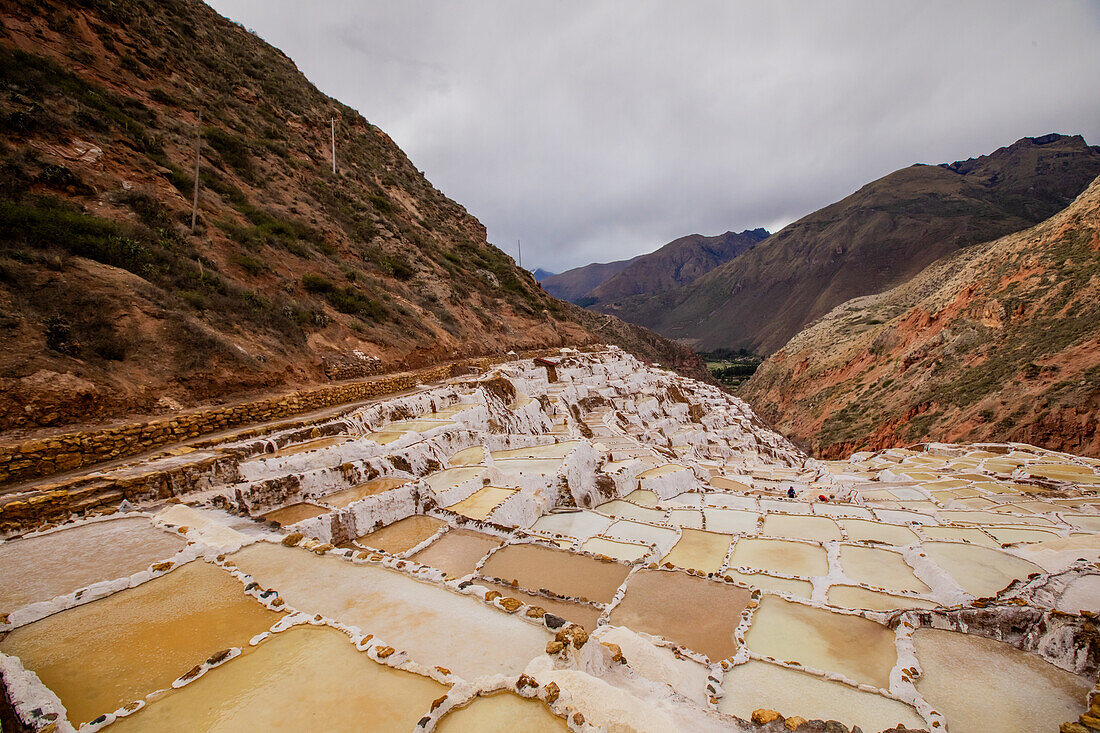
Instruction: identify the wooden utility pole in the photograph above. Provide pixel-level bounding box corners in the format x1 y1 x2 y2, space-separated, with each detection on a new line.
331 117 336 175
190 110 201 233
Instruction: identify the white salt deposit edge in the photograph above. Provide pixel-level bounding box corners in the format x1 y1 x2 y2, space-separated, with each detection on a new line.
0 652 76 733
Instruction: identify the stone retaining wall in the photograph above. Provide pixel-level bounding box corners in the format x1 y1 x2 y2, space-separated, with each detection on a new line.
0 347 578 488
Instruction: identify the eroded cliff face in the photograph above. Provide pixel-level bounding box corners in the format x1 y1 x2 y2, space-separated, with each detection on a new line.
742 175 1100 459
0 0 704 432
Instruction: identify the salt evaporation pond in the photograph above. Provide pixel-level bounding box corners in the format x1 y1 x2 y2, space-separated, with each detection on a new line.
1057 574 1100 614
744 596 897 688
446 486 516 520
0 516 185 611
608 569 751 660
408 528 502 578
320 477 409 508
838 518 918 546
229 543 550 679
728 537 828 577
660 528 733 573
826 584 937 611
702 507 760 534
0 561 280 726
838 544 930 593
479 543 630 603
761 513 841 542
724 569 813 599
448 445 485 466
351 515 449 554
718 660 926 732
528 510 612 541
260 502 329 525
919 524 999 548
491 441 579 459
913 628 1092 733
435 692 569 732
107 625 445 732
923 541 1042 597
579 536 650 562
474 580 603 631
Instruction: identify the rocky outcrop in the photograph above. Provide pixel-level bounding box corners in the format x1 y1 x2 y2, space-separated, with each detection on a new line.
742 174 1100 458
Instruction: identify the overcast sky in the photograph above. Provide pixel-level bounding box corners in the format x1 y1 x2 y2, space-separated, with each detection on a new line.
206 1 1100 273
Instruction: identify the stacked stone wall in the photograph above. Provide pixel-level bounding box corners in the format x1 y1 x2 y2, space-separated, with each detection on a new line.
0 348 581 487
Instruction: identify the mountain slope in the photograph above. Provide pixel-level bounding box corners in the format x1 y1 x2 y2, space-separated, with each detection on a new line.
623 135 1100 354
542 228 767 305
588 228 768 304
542 259 633 302
742 174 1100 458
0 0 704 431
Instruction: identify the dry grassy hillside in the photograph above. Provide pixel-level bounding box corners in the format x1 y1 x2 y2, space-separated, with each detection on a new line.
0 0 706 433
743 175 1100 458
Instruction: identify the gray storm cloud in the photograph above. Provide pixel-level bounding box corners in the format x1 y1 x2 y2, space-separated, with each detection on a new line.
206 0 1100 272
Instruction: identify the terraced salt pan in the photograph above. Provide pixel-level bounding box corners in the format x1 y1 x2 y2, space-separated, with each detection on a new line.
919 525 999 548
872 508 938 525
528 510 611 540
0 516 185 611
448 445 485 466
607 569 751 660
758 499 813 515
579 536 650 562
1056 574 1100 614
724 570 813 600
621 489 660 506
593 500 666 523
262 436 352 458
479 543 630 603
982 526 1064 544
351 515 449 554
1065 514 1100 532
320 477 410 508
423 467 487 493
660 528 733 573
761 514 841 542
703 507 760 534
474 580 602 631
923 541 1043 597
839 544 929 593
601 519 679 550
490 441 579 459
666 508 704 529
229 543 550 679
710 476 752 492
1025 463 1100 483
446 486 516 521
938 509 1055 527
0 561 280 726
408 529 502 579
744 596 897 688
913 628 1092 733
728 538 828 577
436 692 568 732
260 502 329 526
838 518 918 546
811 503 873 519
718 660 925 732
108 625 445 733
702 492 758 510
826 585 937 611
385 418 454 433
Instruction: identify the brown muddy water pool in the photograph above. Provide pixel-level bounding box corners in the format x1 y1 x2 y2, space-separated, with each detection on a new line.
408 528 502 578
479 543 630 603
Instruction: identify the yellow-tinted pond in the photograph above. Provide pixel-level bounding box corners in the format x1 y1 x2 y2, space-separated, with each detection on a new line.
839 545 929 593
321 478 409 508
608 569 751 661
446 486 516 520
723 570 813 600
913 628 1091 733
838 519 918 546
826 585 937 611
728 538 828 577
479 544 630 603
260 502 329 526
923 541 1042 598
0 561 280 726
408 529 502 578
352 515 449 554
448 445 485 466
108 625 444 733
579 536 650 562
436 692 569 732
744 596 897 688
718 660 925 733
0 517 185 611
761 514 841 542
660 529 733 574
475 580 603 631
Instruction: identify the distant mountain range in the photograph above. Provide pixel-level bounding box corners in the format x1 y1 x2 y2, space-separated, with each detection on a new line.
590 134 1100 354
543 229 769 307
530 268 555 282
744 170 1100 458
